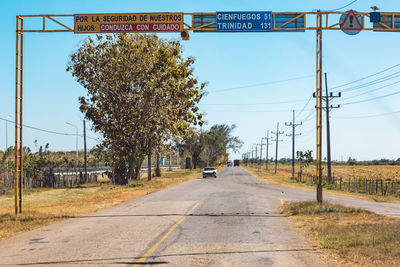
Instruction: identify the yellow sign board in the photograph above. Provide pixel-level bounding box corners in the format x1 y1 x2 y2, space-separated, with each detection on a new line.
74 13 183 33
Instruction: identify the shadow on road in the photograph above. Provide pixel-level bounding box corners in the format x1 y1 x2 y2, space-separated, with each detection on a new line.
11 248 316 265
77 213 285 219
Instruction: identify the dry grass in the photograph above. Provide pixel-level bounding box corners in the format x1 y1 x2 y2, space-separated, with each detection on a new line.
243 165 314 190
0 168 207 241
283 201 400 266
243 165 400 203
276 164 400 181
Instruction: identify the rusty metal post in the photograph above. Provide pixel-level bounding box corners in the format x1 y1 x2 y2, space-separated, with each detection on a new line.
14 16 24 214
14 16 20 215
18 17 24 213
316 12 323 204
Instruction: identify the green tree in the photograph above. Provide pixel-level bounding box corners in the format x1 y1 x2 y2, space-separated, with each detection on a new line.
203 124 243 166
67 33 204 184
296 150 313 177
179 128 207 169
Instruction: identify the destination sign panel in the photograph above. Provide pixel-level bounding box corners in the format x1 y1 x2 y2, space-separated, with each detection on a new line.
216 11 272 32
74 13 183 33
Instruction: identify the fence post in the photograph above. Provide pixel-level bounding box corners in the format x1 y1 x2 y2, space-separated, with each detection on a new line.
392 180 394 195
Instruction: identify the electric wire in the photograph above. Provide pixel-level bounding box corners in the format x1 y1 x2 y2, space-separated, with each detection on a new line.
340 79 400 101
298 107 315 122
0 117 101 142
336 71 400 93
327 0 358 12
208 75 314 94
203 108 314 113
332 110 400 119
296 95 313 118
331 63 400 91
341 90 400 105
201 98 309 106
299 126 316 138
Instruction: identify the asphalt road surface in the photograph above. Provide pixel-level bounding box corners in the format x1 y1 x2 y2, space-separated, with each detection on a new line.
1 167 399 266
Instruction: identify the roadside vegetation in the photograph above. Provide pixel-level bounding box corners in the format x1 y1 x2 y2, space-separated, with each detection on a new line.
175 124 243 169
0 168 212 241
283 201 400 266
243 163 400 202
0 33 238 240
67 33 206 184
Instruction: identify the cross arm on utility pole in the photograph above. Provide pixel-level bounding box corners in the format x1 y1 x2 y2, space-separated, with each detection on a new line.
286 132 302 137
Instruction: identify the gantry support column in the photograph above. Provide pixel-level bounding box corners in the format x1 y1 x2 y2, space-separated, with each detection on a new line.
15 16 24 214
316 12 323 204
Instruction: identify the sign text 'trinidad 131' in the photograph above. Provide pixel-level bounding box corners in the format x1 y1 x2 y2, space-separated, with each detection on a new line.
216 11 272 32
74 13 183 33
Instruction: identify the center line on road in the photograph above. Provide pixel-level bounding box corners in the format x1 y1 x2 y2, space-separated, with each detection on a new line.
133 198 205 266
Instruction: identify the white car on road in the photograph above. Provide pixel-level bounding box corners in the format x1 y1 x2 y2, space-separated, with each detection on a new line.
203 167 217 178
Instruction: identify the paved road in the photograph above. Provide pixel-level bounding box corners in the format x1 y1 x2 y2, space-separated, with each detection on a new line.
0 167 328 266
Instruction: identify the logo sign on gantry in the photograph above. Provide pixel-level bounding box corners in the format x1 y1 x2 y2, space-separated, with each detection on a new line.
216 11 272 32
74 13 183 33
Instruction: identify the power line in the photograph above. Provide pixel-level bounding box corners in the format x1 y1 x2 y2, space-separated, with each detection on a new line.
332 110 400 119
296 95 313 118
299 126 316 138
208 75 314 94
328 0 358 12
340 79 400 101
336 72 400 93
331 63 400 91
341 90 400 105
201 98 308 106
203 108 314 113
0 117 100 142
298 108 314 122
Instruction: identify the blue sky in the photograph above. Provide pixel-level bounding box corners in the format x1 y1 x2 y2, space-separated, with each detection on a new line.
1 0 399 161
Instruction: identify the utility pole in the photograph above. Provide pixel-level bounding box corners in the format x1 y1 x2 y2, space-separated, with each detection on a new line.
147 152 152 181
255 144 258 168
259 138 263 168
264 131 272 170
251 145 255 168
176 149 179 168
255 143 262 168
66 122 78 175
322 72 341 183
83 119 87 182
271 123 284 174
251 147 253 167
286 110 302 177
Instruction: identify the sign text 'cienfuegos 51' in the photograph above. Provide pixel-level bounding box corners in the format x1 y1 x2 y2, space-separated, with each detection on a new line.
216 11 272 32
74 13 183 33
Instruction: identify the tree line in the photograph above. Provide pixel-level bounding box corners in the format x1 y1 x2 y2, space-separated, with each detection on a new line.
176 124 243 169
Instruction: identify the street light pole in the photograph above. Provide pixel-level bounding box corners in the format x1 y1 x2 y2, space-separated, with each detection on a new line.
66 122 78 174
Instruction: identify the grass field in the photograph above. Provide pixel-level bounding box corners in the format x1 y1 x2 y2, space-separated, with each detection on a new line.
275 163 400 180
283 201 400 266
0 167 215 241
243 164 400 202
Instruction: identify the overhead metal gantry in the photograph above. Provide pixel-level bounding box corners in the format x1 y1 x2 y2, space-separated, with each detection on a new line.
14 10 400 213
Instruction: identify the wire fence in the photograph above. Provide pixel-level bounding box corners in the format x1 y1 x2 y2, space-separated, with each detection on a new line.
0 166 111 195
296 172 400 197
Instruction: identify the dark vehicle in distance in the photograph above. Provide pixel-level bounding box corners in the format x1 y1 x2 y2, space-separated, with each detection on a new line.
234 160 240 167
203 167 217 178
